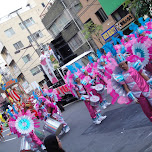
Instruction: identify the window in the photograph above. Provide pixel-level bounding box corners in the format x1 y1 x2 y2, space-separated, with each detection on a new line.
42 3 45 7
68 34 83 51
50 12 70 36
13 64 18 71
27 30 43 42
30 66 41 76
22 54 31 63
95 8 108 23
74 3 82 12
4 28 15 38
19 17 35 30
84 19 94 32
111 6 128 22
13 41 24 50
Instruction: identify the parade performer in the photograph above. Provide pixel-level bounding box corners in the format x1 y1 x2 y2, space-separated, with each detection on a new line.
0 123 4 141
81 58 111 109
75 62 103 104
9 87 21 102
38 96 70 134
112 52 152 122
121 18 152 77
95 48 119 105
43 89 64 112
66 65 106 125
7 104 46 151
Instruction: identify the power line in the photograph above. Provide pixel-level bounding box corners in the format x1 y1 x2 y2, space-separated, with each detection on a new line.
3 0 101 78
21 57 39 71
32 0 101 46
15 48 28 63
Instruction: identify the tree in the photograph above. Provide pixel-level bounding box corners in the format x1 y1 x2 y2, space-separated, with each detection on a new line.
82 21 103 45
123 0 152 18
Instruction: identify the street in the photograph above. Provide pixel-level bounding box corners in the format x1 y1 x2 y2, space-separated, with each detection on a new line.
1 98 152 152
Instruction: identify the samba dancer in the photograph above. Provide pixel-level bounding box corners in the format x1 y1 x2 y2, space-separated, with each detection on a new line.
113 53 152 122
38 96 70 134
66 65 106 125
96 49 119 105
8 103 46 151
43 89 65 112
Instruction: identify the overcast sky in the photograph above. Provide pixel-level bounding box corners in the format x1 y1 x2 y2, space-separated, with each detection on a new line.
0 0 28 18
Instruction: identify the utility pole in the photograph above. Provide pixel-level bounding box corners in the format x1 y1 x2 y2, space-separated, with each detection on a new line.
9 8 42 56
60 0 94 52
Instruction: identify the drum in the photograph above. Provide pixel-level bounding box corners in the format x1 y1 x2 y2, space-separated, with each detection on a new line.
20 136 33 152
90 95 100 107
81 95 90 100
94 84 104 94
43 118 63 135
34 129 45 141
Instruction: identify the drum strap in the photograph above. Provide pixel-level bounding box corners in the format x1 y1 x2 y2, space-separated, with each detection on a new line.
89 75 96 86
75 85 88 96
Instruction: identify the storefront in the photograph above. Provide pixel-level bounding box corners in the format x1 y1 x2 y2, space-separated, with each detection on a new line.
115 13 135 35
101 25 119 42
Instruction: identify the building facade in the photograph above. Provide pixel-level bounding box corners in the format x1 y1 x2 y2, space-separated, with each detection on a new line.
0 0 53 87
78 0 135 48
41 0 97 66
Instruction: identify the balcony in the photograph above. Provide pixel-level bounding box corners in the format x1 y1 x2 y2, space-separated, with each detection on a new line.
0 41 5 54
14 67 22 78
6 54 13 65
40 2 54 19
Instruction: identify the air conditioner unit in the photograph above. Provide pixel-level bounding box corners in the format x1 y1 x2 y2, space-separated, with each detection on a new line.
35 33 40 38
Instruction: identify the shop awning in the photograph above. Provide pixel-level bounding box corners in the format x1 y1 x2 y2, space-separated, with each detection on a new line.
98 0 126 15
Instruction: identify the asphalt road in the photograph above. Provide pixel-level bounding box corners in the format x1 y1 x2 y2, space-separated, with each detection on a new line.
1 96 152 152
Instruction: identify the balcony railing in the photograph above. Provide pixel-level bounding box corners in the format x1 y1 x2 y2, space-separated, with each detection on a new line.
40 1 55 19
6 54 13 65
0 42 5 53
13 67 22 78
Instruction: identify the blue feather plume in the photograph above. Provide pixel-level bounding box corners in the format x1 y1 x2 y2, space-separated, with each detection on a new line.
118 31 124 37
66 65 77 74
120 45 126 54
97 49 102 58
33 91 39 100
88 56 94 63
75 62 82 70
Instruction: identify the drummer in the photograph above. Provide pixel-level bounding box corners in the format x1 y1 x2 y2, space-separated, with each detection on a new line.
38 96 70 135
82 68 111 110
74 75 106 125
97 52 119 108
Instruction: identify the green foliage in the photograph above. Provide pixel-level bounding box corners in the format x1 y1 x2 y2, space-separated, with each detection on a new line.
54 65 59 69
123 0 152 18
82 21 103 44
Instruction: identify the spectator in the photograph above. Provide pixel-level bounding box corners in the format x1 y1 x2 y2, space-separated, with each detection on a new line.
44 135 65 152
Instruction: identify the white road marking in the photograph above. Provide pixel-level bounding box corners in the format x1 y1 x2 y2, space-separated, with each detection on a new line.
3 128 9 132
145 132 152 139
2 137 17 142
64 100 79 107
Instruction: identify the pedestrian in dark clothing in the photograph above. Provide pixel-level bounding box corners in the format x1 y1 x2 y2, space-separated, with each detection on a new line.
44 135 65 152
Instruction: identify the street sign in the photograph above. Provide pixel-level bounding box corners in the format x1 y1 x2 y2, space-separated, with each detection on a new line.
101 25 118 41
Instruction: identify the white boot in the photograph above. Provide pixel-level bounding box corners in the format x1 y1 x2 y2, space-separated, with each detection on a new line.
64 125 70 133
105 102 111 107
59 129 64 136
102 104 107 109
98 115 107 121
96 113 107 121
92 118 101 125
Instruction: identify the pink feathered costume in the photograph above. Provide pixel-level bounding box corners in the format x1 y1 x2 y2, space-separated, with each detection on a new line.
75 84 97 119
121 67 152 121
